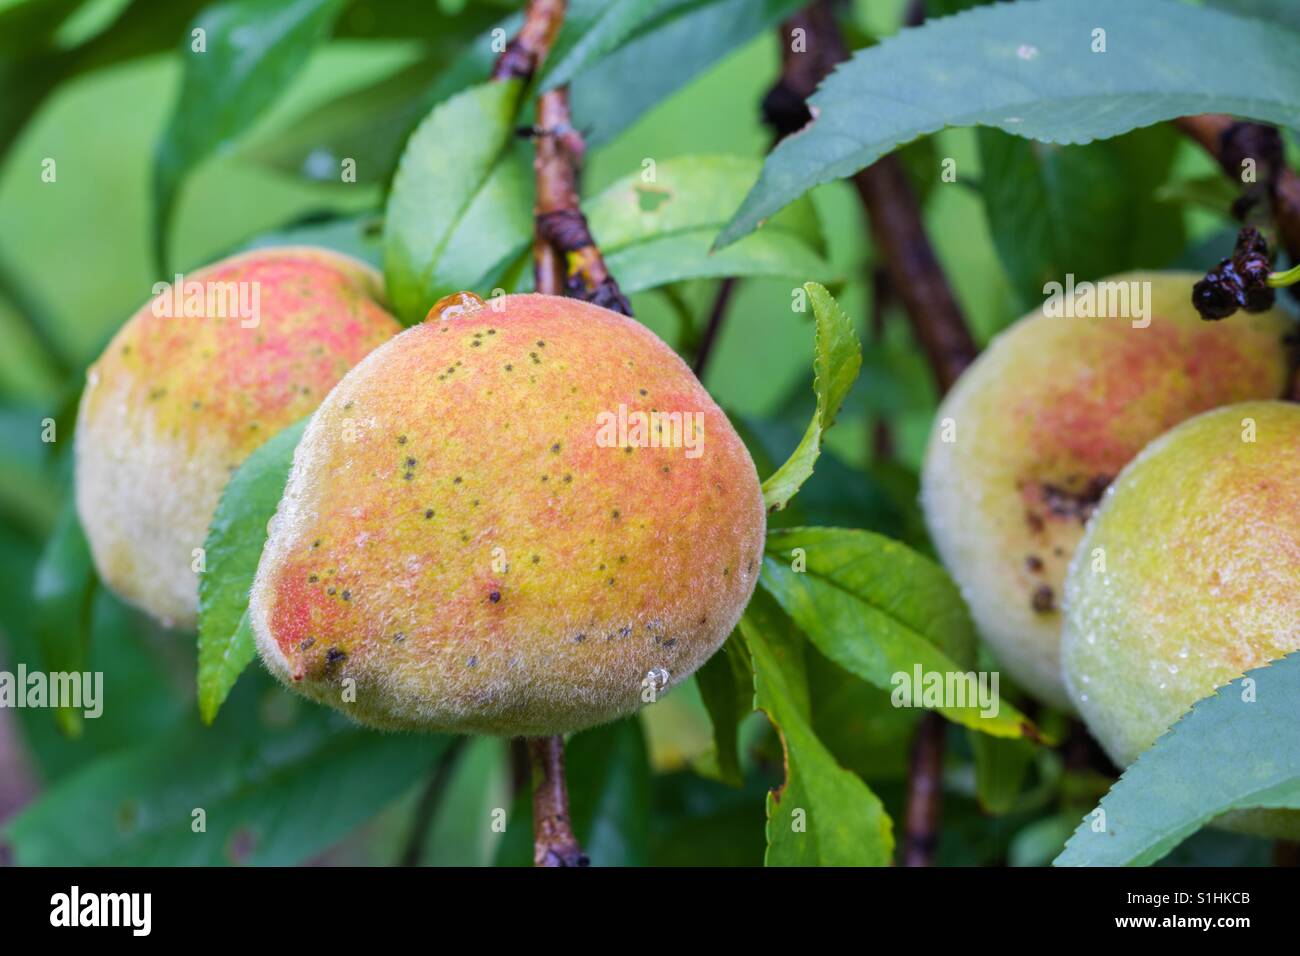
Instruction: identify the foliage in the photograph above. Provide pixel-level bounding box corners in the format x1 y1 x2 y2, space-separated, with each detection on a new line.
1056 653 1300 866
1 0 1295 869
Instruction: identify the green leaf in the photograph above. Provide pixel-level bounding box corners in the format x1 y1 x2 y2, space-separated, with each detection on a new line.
572 0 805 148
241 9 514 185
608 231 832 294
927 0 992 14
1055 652 1300 867
1 1 209 167
66 0 208 76
197 416 308 725
1009 814 1076 867
415 737 510 867
583 155 832 295
808 646 919 782
760 283 861 512
329 0 503 42
1206 0 1300 32
717 0 1300 248
1154 174 1241 216
977 126 1185 309
1 676 446 866
0 406 62 538
739 590 893 866
32 500 97 737
242 58 448 186
153 0 344 270
650 770 768 865
761 527 1038 740
383 79 531 323
590 156 826 253
969 731 1036 815
7 586 192 784
241 213 384 267
740 415 929 549
0 0 84 58
567 719 652 866
694 634 752 785
540 0 662 92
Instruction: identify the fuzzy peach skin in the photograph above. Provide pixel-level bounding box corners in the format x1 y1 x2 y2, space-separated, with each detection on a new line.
1063 402 1300 838
75 247 402 629
920 273 1292 710
249 293 766 736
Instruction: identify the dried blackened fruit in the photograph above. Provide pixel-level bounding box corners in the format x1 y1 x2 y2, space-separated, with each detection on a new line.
1192 227 1277 320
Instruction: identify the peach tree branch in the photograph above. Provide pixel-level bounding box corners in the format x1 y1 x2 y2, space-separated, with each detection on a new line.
775 0 976 866
492 0 631 313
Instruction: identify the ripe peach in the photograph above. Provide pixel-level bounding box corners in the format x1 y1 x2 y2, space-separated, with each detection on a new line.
1062 401 1300 776
248 293 766 736
75 247 402 629
920 273 1292 709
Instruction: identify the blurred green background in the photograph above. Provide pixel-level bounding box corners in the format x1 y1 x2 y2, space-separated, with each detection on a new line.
0 0 1269 866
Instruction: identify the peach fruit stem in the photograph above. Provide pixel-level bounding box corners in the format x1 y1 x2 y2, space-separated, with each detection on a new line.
527 736 589 867
1266 262 1300 288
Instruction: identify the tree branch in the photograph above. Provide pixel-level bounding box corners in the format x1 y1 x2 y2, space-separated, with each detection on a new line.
491 0 631 313
869 265 894 459
533 88 632 312
692 278 737 378
490 0 565 83
902 712 945 866
527 736 589 867
851 158 977 393
777 0 970 866
1175 114 1300 264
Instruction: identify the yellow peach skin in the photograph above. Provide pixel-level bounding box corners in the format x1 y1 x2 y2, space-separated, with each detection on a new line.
1062 401 1300 765
75 247 402 629
249 293 766 736
921 273 1292 710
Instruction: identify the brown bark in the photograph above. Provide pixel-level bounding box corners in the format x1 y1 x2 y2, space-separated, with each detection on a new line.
692 278 738 378
851 159 977 393
902 712 946 867
532 88 632 313
491 0 631 314
490 0 565 83
775 0 975 866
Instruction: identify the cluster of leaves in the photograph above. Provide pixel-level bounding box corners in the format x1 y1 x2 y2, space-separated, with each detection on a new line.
3 0 1300 868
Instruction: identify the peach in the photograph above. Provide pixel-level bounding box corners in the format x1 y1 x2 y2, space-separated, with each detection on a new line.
248 293 766 736
1062 401 1300 772
920 273 1292 709
75 247 402 629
